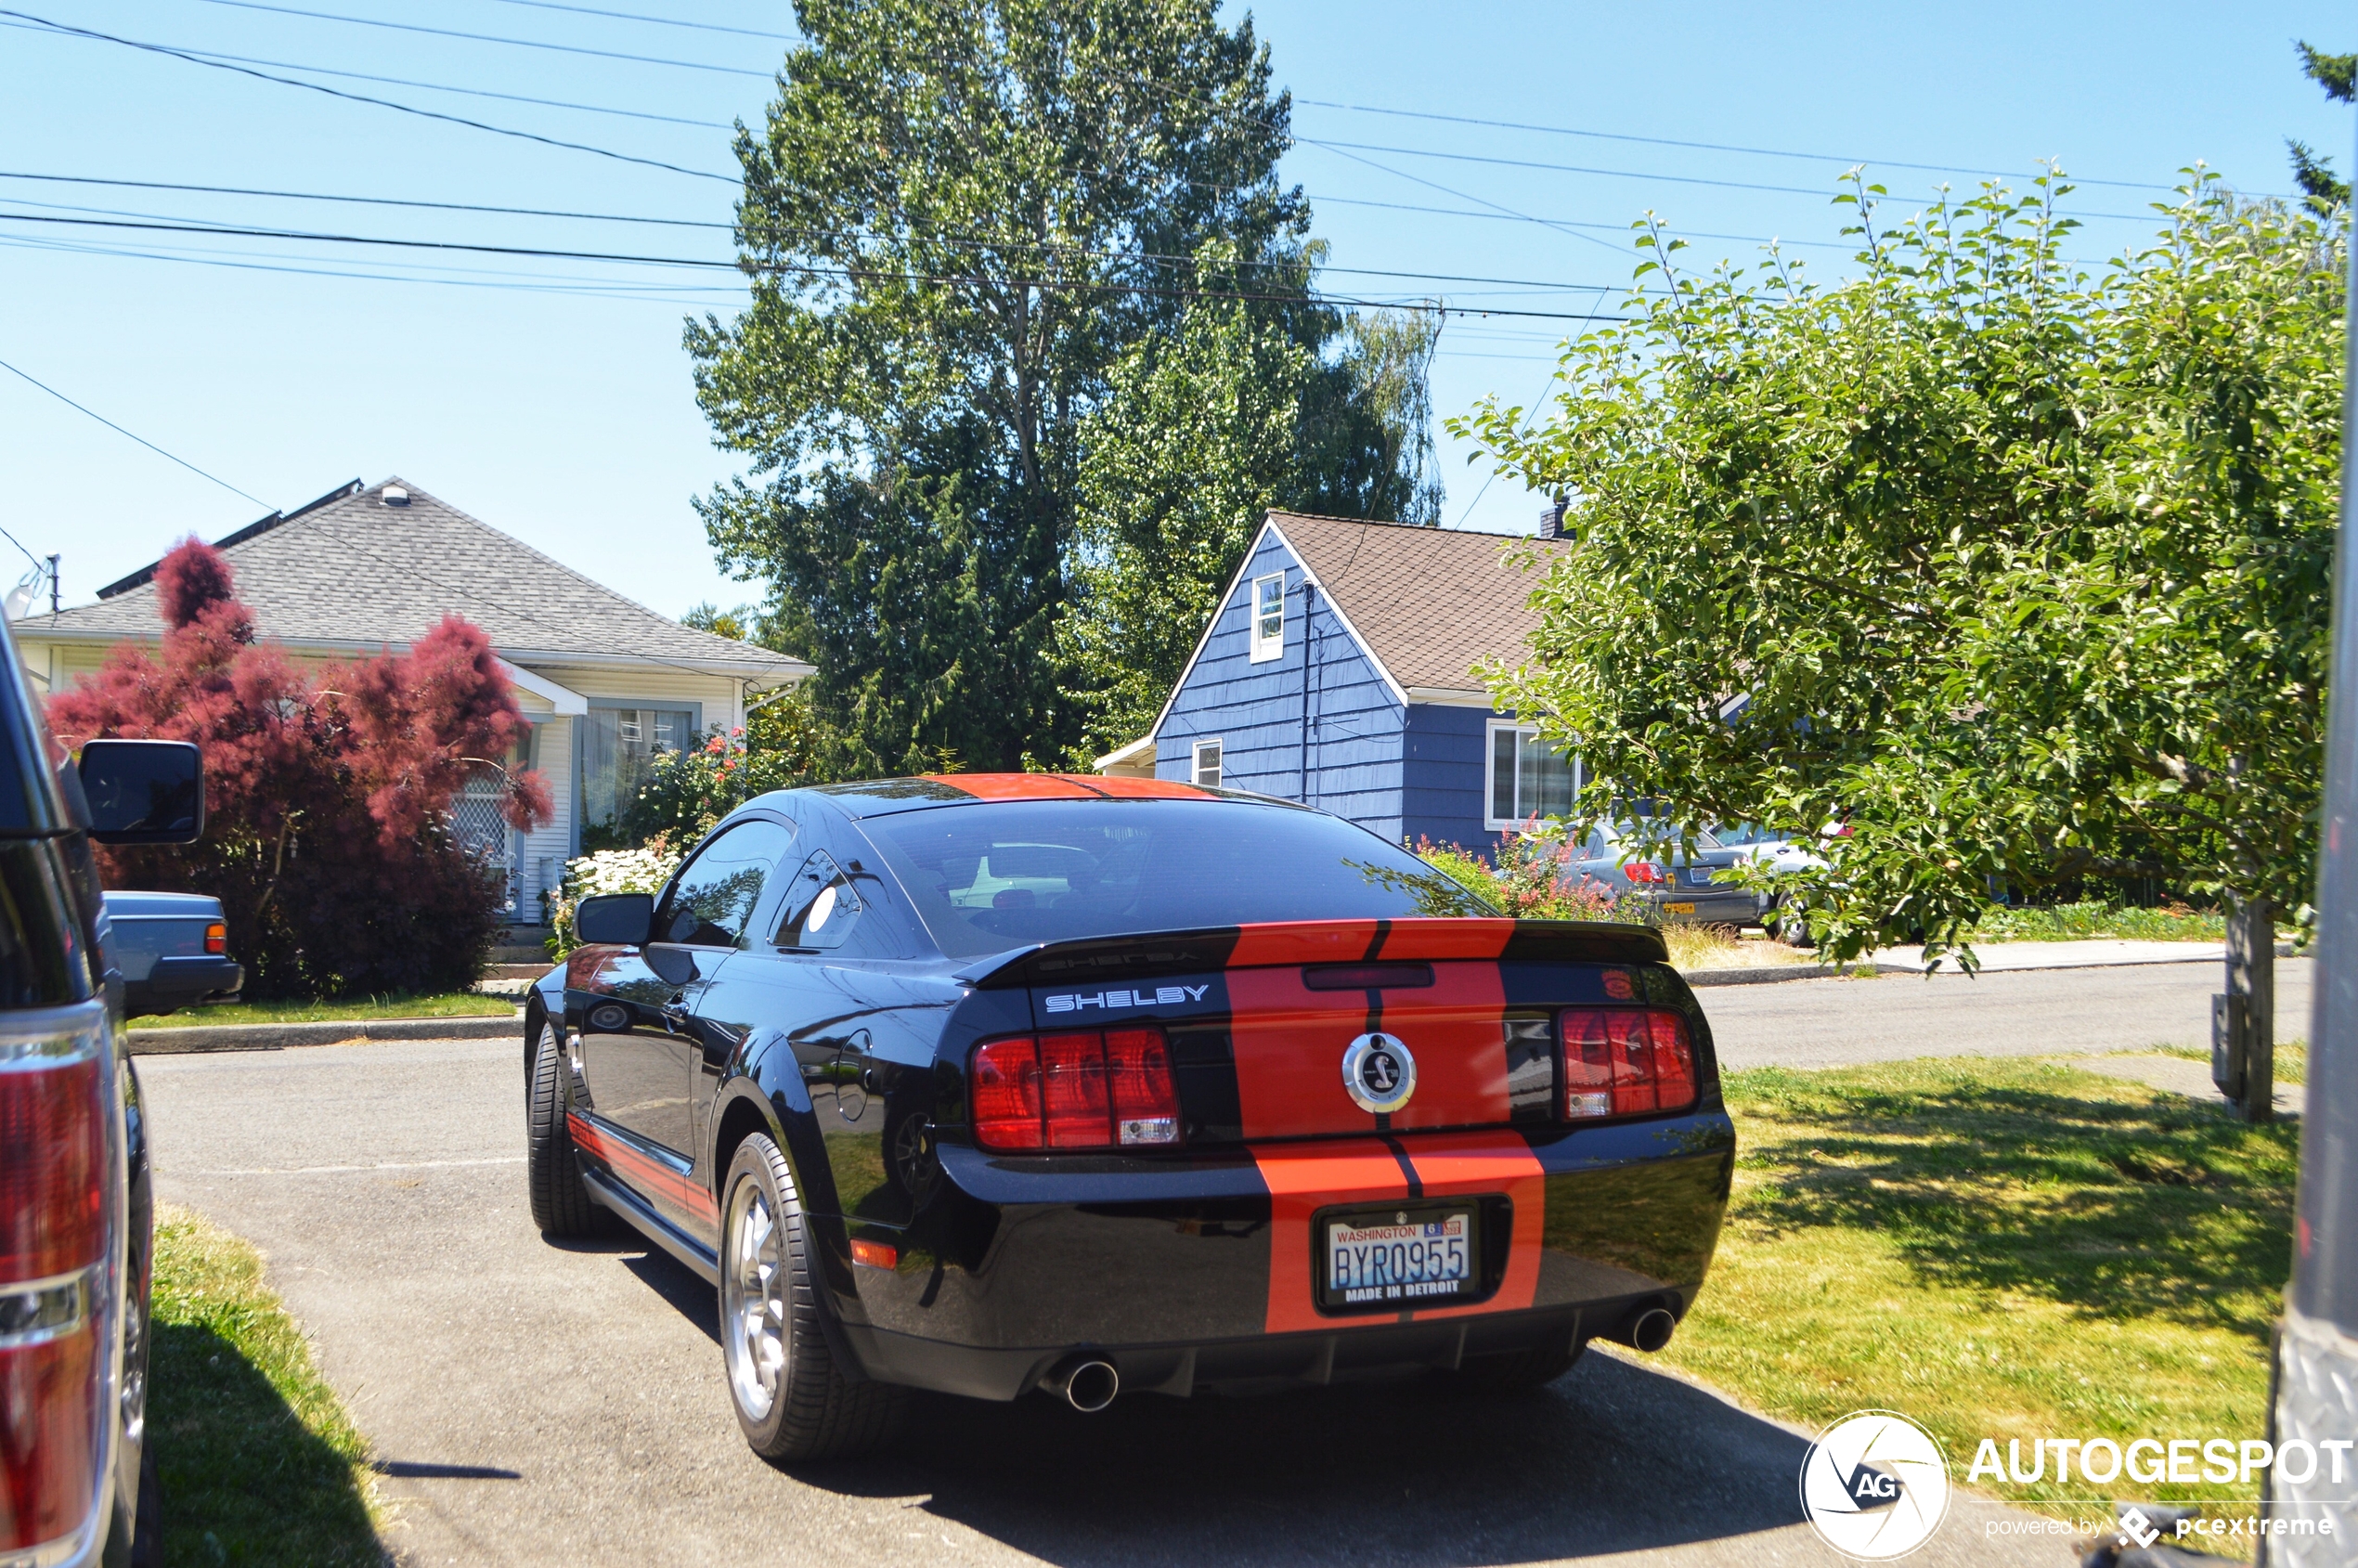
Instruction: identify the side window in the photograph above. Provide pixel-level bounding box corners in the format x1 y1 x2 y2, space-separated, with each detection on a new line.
775 849 863 952
655 820 796 949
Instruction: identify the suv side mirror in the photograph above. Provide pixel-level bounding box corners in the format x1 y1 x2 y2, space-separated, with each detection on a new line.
78 739 205 845
576 893 654 947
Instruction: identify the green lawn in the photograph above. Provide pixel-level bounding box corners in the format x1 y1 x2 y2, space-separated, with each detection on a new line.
1663 1057 2296 1526
150 1205 382 1566
132 992 519 1029
1972 901 2228 942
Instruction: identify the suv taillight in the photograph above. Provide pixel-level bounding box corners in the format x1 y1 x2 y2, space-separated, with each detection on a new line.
971 1028 1181 1151
1559 1007 1697 1121
0 1006 110 1560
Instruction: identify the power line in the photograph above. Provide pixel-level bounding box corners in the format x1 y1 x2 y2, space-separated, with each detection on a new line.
0 211 1630 320
5 22 737 128
3 9 739 182
0 355 268 506
0 174 1665 295
1302 138 2169 224
1294 98 2269 199
185 0 772 77
477 0 796 40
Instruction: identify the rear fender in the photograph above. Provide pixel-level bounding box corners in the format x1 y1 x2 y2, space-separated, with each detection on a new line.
711 1039 871 1327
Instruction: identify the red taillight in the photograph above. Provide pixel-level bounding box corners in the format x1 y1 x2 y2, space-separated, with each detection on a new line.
1557 1007 1698 1121
0 1056 104 1282
971 1028 1181 1151
970 1037 1043 1150
0 1009 110 1559
203 922 227 956
1625 862 1666 885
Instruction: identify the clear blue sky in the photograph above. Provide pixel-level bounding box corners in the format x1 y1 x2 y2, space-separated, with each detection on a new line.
1 1 2349 619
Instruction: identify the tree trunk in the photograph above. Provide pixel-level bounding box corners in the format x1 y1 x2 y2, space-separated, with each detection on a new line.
2227 895 2275 1123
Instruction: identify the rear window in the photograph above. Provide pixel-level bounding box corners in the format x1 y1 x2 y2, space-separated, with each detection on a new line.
861 798 1492 957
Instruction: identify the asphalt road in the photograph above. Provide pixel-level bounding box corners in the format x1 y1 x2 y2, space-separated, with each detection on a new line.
1704 955 2313 1070
136 984 2187 1568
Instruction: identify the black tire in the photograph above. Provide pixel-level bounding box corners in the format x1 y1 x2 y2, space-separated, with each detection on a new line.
719 1132 906 1462
128 1442 162 1568
1454 1338 1585 1392
526 1020 601 1238
1772 901 1814 949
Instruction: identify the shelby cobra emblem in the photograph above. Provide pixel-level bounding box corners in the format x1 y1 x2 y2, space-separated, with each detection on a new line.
1341 1031 1418 1114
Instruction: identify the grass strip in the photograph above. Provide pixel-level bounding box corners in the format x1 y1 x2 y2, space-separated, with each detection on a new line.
150 1204 382 1566
133 991 518 1029
1662 1057 2295 1523
1972 901 2227 942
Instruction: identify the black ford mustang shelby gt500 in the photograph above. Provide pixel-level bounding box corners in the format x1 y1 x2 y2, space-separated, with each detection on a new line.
525 775 1734 1459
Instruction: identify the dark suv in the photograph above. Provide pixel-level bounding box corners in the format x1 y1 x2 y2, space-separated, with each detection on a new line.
0 616 205 1566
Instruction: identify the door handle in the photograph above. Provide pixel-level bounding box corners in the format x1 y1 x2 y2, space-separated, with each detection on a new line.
662 994 692 1024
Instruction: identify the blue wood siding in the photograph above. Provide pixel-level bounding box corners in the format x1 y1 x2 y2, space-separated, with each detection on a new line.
1152 526 1524 853
1156 529 1409 844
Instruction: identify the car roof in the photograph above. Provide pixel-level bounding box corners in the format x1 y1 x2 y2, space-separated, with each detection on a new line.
778 773 1281 821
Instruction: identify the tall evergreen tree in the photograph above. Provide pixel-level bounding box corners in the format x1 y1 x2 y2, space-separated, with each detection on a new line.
692 0 1303 774
2289 40 2355 213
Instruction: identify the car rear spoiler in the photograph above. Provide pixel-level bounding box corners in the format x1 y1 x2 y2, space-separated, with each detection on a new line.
952 918 1670 991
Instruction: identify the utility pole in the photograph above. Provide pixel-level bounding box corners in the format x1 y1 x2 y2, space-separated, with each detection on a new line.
45 555 58 616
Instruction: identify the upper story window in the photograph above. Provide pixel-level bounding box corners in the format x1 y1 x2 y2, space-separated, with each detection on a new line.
1486 722 1580 830
1193 739 1223 789
1249 572 1285 663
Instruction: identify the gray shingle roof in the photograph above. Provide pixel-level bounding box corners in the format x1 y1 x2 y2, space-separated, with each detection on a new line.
1267 511 1569 694
19 477 805 680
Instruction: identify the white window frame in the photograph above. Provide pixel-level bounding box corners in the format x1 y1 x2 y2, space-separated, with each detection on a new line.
1193 738 1224 789
1484 720 1582 831
1248 572 1286 663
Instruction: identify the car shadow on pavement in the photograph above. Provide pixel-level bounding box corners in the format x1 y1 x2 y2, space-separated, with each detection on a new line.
615 1244 1813 1562
811 1353 1809 1563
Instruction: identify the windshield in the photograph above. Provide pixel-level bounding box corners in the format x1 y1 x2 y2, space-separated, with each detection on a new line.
861 798 1492 957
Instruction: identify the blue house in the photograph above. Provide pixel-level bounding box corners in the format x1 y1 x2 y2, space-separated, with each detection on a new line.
1096 511 1576 852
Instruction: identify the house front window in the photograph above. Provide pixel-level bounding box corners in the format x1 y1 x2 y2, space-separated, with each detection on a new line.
1249 573 1285 663
1486 722 1579 829
582 704 696 843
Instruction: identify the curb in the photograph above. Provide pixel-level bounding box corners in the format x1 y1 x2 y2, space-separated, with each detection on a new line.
1683 963 1905 987
127 1012 524 1056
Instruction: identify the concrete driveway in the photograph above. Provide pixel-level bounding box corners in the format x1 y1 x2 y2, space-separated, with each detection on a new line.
140 1014 2115 1567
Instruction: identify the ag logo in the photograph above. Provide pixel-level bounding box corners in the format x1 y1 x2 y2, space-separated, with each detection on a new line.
1341 1031 1417 1114
1798 1409 1949 1560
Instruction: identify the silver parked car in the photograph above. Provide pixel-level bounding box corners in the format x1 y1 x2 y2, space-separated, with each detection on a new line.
1572 822 1773 927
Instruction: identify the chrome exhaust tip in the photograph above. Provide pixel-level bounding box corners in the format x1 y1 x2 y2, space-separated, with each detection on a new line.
1045 1357 1120 1413
1625 1307 1677 1354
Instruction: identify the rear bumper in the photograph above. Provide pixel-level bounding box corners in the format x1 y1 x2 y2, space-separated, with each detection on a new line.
828 1111 1735 1398
122 955 243 1019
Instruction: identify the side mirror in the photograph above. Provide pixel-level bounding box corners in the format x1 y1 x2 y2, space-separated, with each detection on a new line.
78 740 204 845
576 893 654 947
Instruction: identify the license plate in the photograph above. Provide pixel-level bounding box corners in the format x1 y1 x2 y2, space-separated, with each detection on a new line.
1320 1205 1476 1310
1663 901 1696 914
1686 868 1717 886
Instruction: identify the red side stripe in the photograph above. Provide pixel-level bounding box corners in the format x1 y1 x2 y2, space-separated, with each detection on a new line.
568 1112 717 1225
1250 1139 1414 1334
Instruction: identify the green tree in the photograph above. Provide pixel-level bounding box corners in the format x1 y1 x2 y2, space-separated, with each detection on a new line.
1458 173 2344 1119
692 0 1303 773
2290 41 2356 212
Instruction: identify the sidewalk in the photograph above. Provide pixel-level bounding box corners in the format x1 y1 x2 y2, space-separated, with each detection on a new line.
1873 938 2295 973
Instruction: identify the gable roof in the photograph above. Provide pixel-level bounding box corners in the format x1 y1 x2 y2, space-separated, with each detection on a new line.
1269 512 1569 696
17 477 806 683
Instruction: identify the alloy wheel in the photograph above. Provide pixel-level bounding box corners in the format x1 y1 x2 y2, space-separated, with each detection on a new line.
721 1173 789 1423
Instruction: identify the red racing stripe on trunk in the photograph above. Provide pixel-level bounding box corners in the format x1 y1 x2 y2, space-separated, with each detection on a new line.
1250 1138 1414 1334
1401 1130 1546 1320
1225 960 1511 1138
1227 921 1384 967
568 1112 716 1225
